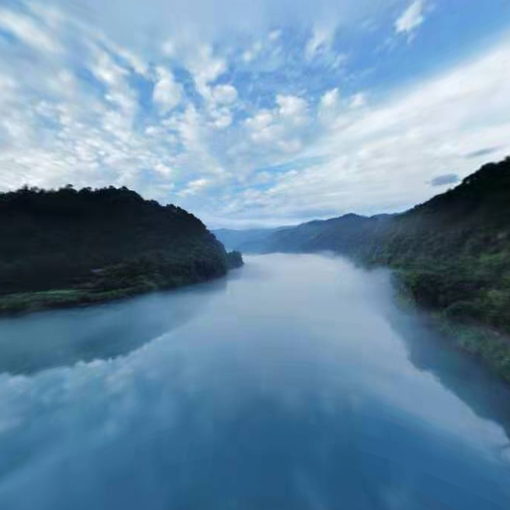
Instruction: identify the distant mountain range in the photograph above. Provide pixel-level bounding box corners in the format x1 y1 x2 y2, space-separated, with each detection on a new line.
0 185 242 313
216 157 510 380
213 227 288 254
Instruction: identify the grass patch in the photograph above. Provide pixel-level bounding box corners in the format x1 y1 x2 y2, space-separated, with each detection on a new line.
0 287 145 315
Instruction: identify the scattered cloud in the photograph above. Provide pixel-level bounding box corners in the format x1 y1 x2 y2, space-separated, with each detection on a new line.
318 88 341 123
0 0 508 227
211 84 238 105
395 1 426 37
220 38 510 226
465 147 501 159
429 174 460 187
153 67 182 114
305 25 334 60
276 95 308 121
186 44 227 99
178 177 212 197
350 92 367 109
0 6 62 53
243 95 310 157
320 88 340 109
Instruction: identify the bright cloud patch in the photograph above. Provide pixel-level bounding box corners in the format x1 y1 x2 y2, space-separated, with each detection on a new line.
153 67 182 114
212 84 237 105
395 0 426 36
0 6 61 53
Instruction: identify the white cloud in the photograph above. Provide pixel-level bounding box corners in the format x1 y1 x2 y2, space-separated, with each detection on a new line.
188 45 227 98
0 1 508 228
245 110 274 134
107 44 149 77
244 39 510 223
153 66 182 114
90 47 137 119
159 39 228 107
276 95 308 120
320 88 340 109
0 7 186 200
242 41 263 63
319 88 341 122
350 92 367 109
395 0 426 36
0 7 61 53
211 110 233 129
305 25 333 59
211 84 238 105
178 177 211 197
244 95 309 155
304 24 347 69
154 162 174 177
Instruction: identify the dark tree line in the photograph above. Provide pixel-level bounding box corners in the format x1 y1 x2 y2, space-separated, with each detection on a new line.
0 185 241 302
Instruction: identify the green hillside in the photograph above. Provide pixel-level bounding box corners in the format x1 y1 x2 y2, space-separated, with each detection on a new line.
0 185 242 313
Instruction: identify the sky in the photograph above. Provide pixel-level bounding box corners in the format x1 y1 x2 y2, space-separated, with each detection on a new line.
0 0 509 228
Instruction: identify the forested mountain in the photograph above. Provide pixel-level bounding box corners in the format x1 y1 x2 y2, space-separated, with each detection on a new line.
0 185 242 312
219 158 510 379
213 227 284 252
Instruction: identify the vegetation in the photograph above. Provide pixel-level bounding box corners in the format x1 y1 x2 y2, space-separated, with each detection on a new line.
220 157 510 380
0 185 242 313
226 250 244 269
364 158 510 337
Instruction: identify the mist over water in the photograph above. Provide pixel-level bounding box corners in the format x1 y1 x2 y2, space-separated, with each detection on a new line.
0 254 509 509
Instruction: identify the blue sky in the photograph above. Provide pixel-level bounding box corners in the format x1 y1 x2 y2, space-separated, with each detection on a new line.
0 0 509 227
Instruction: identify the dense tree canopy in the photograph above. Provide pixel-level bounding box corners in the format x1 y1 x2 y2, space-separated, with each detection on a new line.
0 185 241 311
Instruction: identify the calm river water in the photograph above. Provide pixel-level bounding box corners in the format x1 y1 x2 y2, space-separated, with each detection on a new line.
0 254 509 509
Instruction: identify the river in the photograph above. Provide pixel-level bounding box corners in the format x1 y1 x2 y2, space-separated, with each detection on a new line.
0 254 509 509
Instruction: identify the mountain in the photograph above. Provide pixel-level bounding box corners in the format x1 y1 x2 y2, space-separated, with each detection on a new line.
214 227 282 252
0 185 242 313
214 214 395 255
220 157 510 380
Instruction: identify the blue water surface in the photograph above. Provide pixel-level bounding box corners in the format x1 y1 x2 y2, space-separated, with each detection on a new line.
0 254 509 509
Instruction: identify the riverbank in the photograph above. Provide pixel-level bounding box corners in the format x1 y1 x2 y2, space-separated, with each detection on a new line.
0 287 149 315
435 319 510 383
392 271 510 383
0 251 244 316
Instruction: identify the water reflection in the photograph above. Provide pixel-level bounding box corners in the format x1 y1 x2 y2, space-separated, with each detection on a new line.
0 255 509 510
0 278 226 375
384 299 510 442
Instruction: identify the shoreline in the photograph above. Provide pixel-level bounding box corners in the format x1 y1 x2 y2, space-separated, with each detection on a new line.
0 269 241 317
392 272 510 384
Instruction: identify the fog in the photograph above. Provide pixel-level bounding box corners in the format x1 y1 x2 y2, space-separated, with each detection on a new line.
0 254 509 509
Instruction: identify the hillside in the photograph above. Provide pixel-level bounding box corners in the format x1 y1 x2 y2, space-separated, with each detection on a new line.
0 185 242 313
213 227 285 252
220 158 510 379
